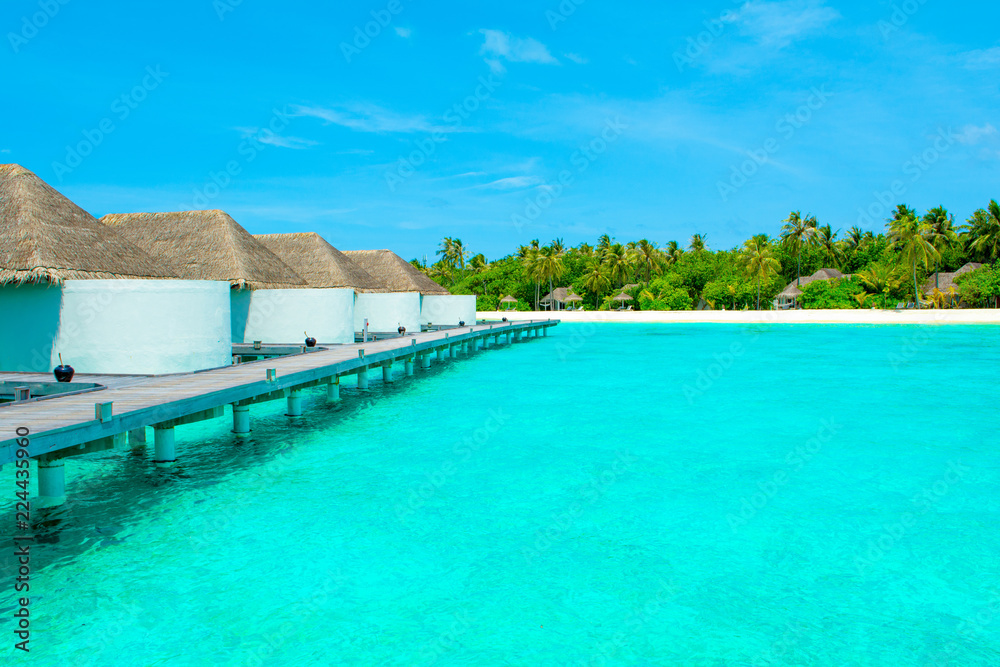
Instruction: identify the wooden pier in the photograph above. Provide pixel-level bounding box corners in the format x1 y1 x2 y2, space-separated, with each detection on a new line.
0 320 556 498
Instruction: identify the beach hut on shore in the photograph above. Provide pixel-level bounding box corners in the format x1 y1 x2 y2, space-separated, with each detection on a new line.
101 210 311 345
344 250 472 331
774 268 852 310
253 232 384 344
0 164 232 375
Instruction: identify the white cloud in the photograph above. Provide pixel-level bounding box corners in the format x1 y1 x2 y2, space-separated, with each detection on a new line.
956 124 998 146
961 46 1000 70
724 0 840 49
479 29 558 68
234 128 318 149
477 175 542 190
565 52 588 65
0 149 10 154
293 103 468 135
394 26 412 39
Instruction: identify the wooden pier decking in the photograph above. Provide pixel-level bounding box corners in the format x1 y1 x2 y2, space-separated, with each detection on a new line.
0 320 557 467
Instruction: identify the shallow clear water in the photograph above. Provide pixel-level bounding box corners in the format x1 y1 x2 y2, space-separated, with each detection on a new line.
3 323 1000 666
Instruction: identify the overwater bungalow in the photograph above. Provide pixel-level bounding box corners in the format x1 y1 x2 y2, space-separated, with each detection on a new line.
0 164 232 375
344 250 472 331
254 232 384 344
101 210 311 345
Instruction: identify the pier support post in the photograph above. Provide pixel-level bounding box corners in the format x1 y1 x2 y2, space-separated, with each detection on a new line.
233 404 251 435
462 340 470 355
543 327 548 337
506 332 512 345
153 427 176 467
358 366 370 390
494 334 501 346
405 357 415 376
382 363 394 383
436 347 445 362
286 389 304 417
421 354 432 369
327 377 340 401
128 428 147 447
37 458 66 502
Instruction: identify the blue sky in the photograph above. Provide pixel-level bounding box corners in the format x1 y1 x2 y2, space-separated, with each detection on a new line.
3 0 999 260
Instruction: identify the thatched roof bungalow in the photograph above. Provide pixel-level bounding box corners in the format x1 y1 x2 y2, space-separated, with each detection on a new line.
774 268 852 309
344 249 474 330
923 263 984 295
101 210 327 344
0 165 231 374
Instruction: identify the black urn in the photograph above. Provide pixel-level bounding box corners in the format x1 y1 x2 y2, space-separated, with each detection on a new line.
54 354 74 382
458 321 466 327
398 326 406 335
502 317 508 323
304 332 317 348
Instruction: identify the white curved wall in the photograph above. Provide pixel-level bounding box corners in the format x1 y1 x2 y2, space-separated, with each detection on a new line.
0 280 232 375
354 293 421 333
421 295 476 326
233 288 354 345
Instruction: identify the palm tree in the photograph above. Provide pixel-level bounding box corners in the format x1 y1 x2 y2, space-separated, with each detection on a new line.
578 243 594 257
603 244 629 287
811 224 844 268
583 261 610 309
924 206 958 288
522 247 543 310
436 237 455 269
857 262 900 309
664 241 684 266
597 234 613 254
846 226 864 248
690 233 708 253
630 239 664 282
964 200 1000 262
780 211 817 286
888 205 939 308
550 238 565 254
450 239 469 276
739 237 781 310
536 245 566 310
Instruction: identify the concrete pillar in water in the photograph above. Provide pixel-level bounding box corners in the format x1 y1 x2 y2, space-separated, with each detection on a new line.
494 334 501 346
421 353 432 369
462 340 470 355
154 426 176 467
436 347 445 362
543 327 549 337
37 458 66 501
506 332 512 345
358 366 370 390
233 404 251 435
287 389 304 417
405 357 415 376
327 377 340 401
129 428 147 447
382 363 394 383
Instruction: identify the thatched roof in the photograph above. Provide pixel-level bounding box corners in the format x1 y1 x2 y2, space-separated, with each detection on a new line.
500 295 518 303
254 232 381 292
540 287 573 304
778 268 851 299
923 264 984 295
343 250 449 295
101 210 306 289
0 164 177 285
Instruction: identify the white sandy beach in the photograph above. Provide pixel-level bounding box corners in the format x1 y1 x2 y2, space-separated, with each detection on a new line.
479 309 1000 325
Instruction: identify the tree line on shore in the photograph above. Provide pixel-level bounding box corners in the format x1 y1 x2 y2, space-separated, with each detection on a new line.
412 200 1000 311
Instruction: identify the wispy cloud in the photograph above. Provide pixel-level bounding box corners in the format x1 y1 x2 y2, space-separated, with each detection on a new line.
479 29 558 74
476 175 543 190
293 103 468 135
394 26 412 39
565 52 588 65
0 149 10 154
724 0 840 49
956 124 997 145
235 127 318 149
960 46 1000 70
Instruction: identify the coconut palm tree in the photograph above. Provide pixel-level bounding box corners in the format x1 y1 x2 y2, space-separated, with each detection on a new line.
583 261 610 309
631 239 664 282
597 234 613 254
690 233 708 253
780 211 817 286
888 205 939 308
664 241 684 266
536 244 566 310
857 262 901 309
603 243 629 287
522 247 543 310
846 226 864 248
964 200 1000 262
739 237 780 310
924 206 959 288
811 224 844 268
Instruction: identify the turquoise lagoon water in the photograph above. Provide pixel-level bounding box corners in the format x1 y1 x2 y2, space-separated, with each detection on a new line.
2 323 1000 666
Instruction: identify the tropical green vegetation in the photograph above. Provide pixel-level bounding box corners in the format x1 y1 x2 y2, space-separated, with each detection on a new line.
412 201 1000 311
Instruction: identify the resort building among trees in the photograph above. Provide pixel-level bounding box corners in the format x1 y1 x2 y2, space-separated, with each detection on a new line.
0 164 232 375
775 268 852 310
